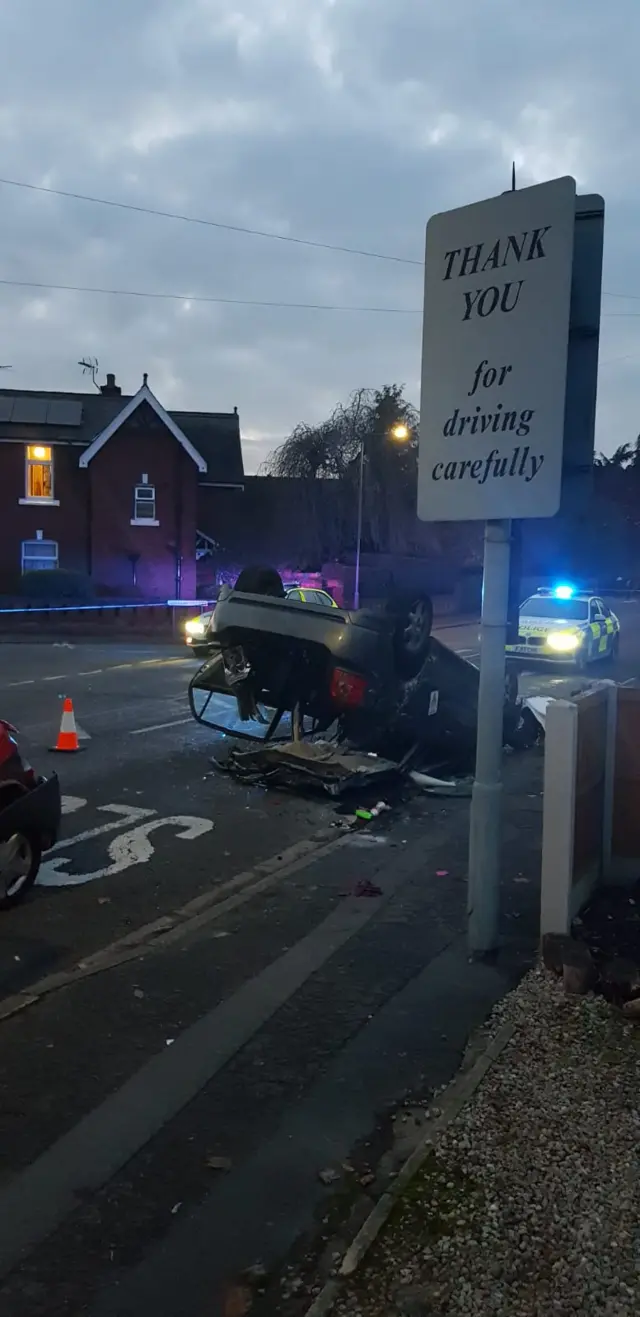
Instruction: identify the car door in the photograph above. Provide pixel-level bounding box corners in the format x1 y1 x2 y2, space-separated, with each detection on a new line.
590 599 607 655
595 600 615 653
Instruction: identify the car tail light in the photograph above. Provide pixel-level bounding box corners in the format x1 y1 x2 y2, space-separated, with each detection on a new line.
329 667 368 709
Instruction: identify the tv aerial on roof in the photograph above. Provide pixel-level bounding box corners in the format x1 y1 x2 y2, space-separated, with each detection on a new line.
78 356 100 390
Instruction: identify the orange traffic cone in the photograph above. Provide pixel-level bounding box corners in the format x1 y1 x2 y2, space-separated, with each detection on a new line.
51 697 83 752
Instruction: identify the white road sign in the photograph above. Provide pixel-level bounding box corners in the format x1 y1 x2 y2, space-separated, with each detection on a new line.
418 176 576 521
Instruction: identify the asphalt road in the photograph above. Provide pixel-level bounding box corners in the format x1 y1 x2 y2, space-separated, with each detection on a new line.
0 639 338 993
0 608 636 1315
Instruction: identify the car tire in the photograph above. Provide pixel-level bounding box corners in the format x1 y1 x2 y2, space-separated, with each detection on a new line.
387 591 433 679
0 785 42 909
234 565 286 598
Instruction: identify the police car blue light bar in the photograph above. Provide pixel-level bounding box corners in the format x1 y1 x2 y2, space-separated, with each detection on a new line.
553 584 575 600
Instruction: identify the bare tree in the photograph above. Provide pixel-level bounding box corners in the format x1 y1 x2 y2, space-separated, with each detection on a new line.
261 386 422 558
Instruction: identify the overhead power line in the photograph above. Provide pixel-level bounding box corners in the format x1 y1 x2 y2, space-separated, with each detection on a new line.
0 274 637 321
1 176 639 307
0 276 420 313
0 177 422 267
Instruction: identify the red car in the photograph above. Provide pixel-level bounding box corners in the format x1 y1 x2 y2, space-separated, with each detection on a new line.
0 721 61 907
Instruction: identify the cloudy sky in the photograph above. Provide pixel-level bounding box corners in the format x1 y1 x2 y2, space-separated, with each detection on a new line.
0 0 638 471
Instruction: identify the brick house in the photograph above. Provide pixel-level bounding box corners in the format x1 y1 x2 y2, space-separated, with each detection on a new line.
0 374 244 599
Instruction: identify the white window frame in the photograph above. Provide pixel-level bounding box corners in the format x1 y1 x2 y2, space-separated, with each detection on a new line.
21 539 59 573
19 444 60 506
131 484 159 527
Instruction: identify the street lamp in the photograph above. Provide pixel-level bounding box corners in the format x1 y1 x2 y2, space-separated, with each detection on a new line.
353 422 411 610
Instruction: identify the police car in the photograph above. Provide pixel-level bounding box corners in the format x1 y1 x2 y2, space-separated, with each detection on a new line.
506 586 620 668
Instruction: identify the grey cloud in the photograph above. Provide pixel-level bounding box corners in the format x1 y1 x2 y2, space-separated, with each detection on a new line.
0 0 638 470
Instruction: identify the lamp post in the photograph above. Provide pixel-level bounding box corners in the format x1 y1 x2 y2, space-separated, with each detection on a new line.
353 422 410 610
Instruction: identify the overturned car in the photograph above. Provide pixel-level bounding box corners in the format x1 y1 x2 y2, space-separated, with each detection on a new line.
188 567 531 770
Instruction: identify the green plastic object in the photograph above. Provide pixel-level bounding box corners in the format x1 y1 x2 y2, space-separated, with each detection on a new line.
355 809 373 821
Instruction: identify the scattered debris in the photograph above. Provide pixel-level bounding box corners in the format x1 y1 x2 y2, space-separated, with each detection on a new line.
206 1155 233 1172
318 1167 341 1186
214 740 402 798
243 1262 268 1285
409 769 469 796
170 1202 182 1215
342 878 384 899
525 695 552 728
133 989 144 1000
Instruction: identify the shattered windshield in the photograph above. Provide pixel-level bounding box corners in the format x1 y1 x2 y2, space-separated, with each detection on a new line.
520 596 589 621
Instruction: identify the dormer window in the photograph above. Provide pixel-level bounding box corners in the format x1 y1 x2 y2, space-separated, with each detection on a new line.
25 444 54 500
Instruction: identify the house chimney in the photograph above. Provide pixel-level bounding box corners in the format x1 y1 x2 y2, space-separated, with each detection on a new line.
100 372 121 396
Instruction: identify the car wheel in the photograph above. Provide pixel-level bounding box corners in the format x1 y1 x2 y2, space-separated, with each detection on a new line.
387 591 434 678
0 787 41 909
234 565 286 598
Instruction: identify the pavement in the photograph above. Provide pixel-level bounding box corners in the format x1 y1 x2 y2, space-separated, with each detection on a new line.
0 606 636 1315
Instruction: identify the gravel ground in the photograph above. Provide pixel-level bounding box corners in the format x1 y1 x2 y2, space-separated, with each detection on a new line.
333 969 640 1317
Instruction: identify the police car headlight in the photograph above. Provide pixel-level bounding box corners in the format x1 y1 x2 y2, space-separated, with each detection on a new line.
547 630 580 652
185 618 205 637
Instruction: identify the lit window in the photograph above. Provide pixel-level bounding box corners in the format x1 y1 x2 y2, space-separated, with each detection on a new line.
26 445 54 500
22 539 58 573
133 484 156 521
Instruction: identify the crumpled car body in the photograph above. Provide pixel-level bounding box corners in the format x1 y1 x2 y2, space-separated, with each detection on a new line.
188 586 529 764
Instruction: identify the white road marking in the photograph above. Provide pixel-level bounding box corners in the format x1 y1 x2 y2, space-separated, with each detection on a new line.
1 657 189 690
130 717 193 735
61 796 88 815
50 803 156 855
38 815 214 888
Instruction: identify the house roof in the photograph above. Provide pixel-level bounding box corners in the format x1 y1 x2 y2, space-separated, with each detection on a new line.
78 384 207 472
0 382 245 484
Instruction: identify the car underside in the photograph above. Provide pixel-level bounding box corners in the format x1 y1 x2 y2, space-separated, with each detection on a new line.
188 567 534 768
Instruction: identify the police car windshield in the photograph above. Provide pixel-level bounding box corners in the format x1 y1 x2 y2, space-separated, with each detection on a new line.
521 596 589 621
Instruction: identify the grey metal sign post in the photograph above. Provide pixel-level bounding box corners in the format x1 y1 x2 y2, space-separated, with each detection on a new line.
418 177 577 955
